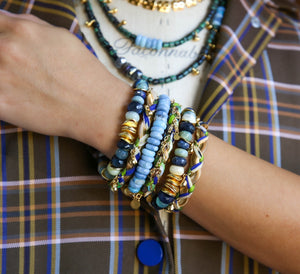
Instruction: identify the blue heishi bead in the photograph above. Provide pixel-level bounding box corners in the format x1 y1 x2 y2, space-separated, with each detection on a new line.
117 139 133 150
172 156 187 167
159 94 170 100
133 79 149 91
137 166 150 176
157 103 170 112
111 156 126 168
142 148 156 157
115 148 129 160
147 137 161 146
155 111 168 119
135 171 148 180
146 143 159 152
141 154 155 162
135 90 146 99
135 35 142 47
127 101 144 114
177 139 190 150
140 36 147 48
150 131 163 140
158 191 174 204
139 159 153 169
151 126 165 134
146 37 152 49
151 39 158 50
131 95 145 105
153 120 167 130
156 39 163 51
179 121 195 134
155 197 169 208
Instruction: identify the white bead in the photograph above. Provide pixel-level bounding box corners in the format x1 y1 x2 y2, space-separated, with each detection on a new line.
107 163 122 176
169 165 185 176
182 112 196 124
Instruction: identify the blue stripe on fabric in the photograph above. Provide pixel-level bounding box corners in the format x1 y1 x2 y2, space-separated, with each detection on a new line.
109 191 115 274
229 247 234 274
222 105 228 143
259 55 274 164
229 97 236 146
175 213 182 274
261 51 281 167
54 136 61 274
1 121 7 274
23 133 30 274
117 191 123 274
45 137 52 274
0 2 7 9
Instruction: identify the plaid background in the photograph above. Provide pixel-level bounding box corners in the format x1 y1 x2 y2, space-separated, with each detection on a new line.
0 0 299 273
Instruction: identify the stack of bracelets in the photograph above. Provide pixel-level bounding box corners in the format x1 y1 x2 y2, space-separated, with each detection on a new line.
97 79 208 212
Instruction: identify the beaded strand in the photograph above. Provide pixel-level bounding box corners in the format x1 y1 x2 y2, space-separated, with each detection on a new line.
82 0 227 85
97 0 221 51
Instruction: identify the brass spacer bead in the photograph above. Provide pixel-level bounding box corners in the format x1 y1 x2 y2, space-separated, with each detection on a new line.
118 20 127 27
108 8 118 14
81 0 88 3
85 19 96 27
209 43 216 49
193 34 200 41
192 68 200 75
204 54 212 61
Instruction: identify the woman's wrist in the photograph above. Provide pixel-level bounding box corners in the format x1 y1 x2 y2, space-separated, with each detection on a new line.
66 62 132 158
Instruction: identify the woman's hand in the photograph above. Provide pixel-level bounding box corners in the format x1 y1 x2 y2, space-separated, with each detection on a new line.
0 10 130 156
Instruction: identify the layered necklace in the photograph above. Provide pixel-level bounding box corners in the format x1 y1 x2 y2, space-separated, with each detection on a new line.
81 0 226 85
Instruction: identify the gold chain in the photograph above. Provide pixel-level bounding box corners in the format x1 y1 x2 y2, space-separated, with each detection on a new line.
128 0 204 13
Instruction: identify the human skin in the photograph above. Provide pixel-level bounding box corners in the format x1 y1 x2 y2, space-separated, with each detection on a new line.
0 11 300 273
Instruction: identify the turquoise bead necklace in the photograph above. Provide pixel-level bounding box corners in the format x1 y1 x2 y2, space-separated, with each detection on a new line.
97 0 222 51
82 0 227 85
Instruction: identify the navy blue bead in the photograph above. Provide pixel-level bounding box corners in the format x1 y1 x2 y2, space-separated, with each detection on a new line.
172 156 187 167
111 156 126 168
177 139 190 150
134 90 146 99
179 121 195 134
127 101 144 114
158 191 174 204
117 139 133 150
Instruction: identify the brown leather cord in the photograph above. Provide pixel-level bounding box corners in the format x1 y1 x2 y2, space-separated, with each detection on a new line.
141 199 175 274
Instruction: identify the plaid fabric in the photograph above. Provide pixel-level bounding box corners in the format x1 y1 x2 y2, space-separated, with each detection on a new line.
0 0 299 273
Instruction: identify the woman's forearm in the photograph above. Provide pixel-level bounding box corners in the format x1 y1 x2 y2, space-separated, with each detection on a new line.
183 134 300 273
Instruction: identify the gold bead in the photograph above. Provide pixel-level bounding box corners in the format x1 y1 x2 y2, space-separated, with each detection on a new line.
119 132 135 143
118 20 127 27
192 68 200 75
204 54 212 61
121 126 137 136
209 43 216 49
205 21 213 30
85 19 96 27
104 0 112 3
81 0 88 3
108 8 118 14
122 120 138 128
193 34 200 41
